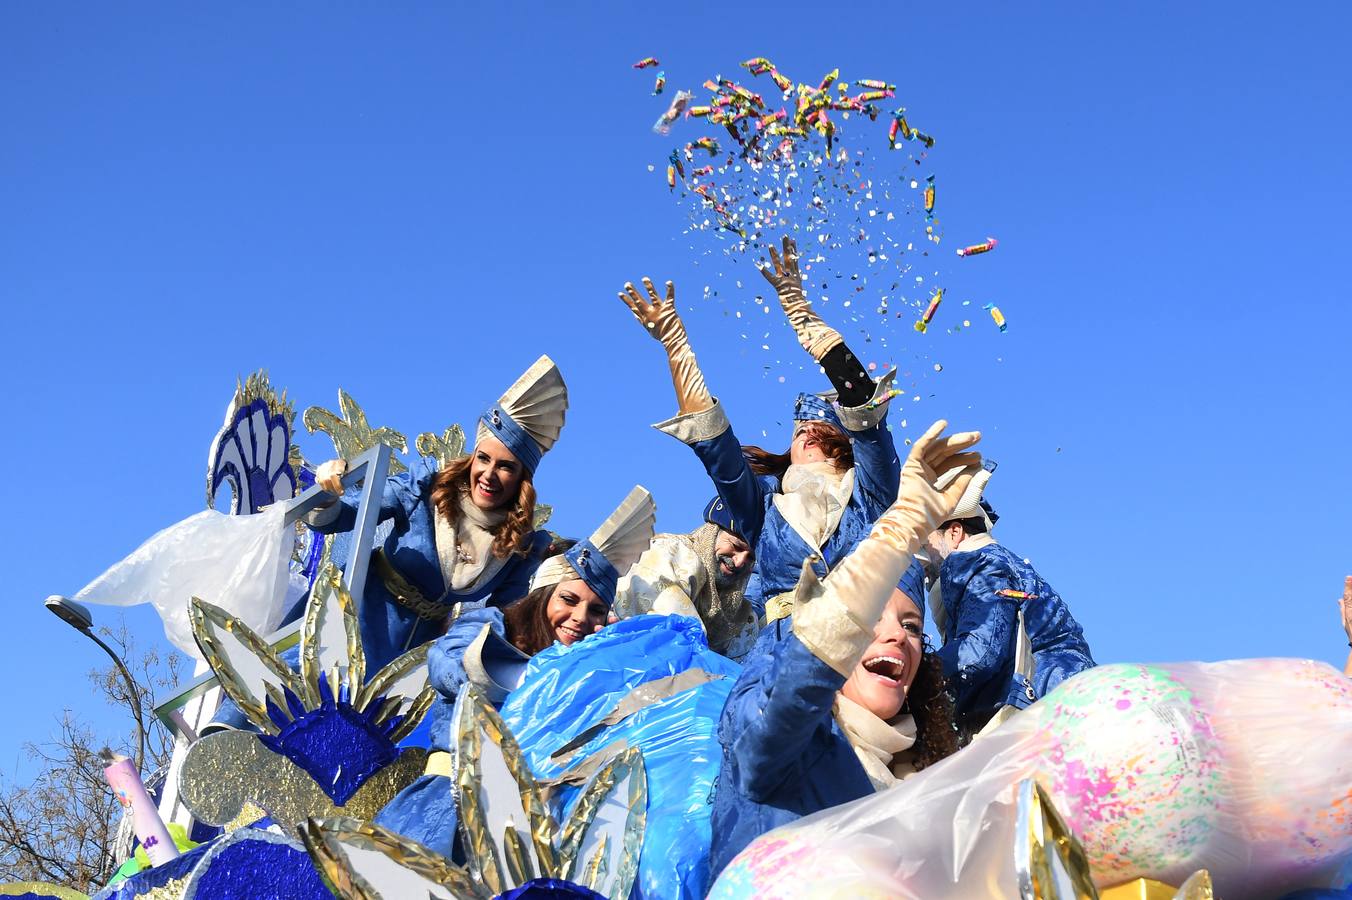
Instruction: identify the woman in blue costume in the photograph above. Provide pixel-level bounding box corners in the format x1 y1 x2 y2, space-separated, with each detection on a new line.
708 420 980 880
307 355 569 673
374 487 657 857
924 467 1095 733
619 237 901 624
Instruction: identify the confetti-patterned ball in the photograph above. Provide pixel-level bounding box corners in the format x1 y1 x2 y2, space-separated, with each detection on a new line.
708 832 898 900
1028 664 1222 881
1209 658 1352 869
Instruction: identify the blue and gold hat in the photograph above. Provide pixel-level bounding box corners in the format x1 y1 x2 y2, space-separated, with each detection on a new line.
476 355 568 475
529 486 657 607
793 391 844 431
703 496 745 541
897 560 927 623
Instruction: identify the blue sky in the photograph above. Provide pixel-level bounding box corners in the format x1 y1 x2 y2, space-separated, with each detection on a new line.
3 2 1350 769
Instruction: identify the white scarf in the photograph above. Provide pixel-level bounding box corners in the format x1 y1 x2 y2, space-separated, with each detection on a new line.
772 461 855 553
433 490 509 593
834 694 918 790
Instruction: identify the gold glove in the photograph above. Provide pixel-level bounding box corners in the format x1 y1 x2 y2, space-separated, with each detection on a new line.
620 278 713 415
793 419 982 675
759 235 843 362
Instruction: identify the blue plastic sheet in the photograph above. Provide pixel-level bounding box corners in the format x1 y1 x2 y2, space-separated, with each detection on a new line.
500 616 739 900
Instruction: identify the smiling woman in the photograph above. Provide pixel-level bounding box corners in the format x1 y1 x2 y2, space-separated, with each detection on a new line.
709 420 979 881
304 355 569 673
371 487 658 857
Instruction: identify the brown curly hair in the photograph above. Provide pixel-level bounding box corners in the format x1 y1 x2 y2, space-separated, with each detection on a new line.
907 638 961 771
428 455 537 559
742 420 855 480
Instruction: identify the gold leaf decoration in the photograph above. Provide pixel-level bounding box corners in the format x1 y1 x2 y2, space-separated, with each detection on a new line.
303 389 408 476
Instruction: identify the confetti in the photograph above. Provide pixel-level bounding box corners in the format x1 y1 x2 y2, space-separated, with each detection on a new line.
984 303 1008 332
652 90 693 134
914 288 944 333
956 237 998 257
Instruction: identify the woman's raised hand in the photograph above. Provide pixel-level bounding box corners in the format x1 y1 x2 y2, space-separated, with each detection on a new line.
315 458 348 495
758 235 804 299
759 235 841 361
872 420 983 553
619 278 687 349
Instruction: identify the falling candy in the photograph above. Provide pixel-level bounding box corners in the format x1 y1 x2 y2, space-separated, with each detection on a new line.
667 164 676 190
686 136 720 156
653 71 666 95
633 57 660 69
957 237 998 257
652 90 693 134
924 175 935 215
984 303 1008 332
914 288 944 333
996 589 1039 601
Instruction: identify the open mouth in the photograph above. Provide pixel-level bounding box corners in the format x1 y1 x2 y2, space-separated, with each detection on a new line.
862 655 905 686
557 624 585 643
476 479 501 499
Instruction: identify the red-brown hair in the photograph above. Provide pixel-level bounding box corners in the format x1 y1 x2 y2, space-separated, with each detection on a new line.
907 642 960 771
742 420 854 480
501 585 557 656
428 455 537 559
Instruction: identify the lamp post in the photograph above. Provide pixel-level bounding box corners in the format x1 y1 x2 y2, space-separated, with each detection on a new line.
45 595 147 774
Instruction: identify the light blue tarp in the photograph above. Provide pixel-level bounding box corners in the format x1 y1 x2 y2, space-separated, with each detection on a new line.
500 615 739 900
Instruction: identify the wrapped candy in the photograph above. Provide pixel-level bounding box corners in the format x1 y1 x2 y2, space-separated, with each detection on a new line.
633 57 660 69
855 89 893 103
914 288 944 333
653 71 666 95
687 136 720 156
652 90 692 135
924 175 935 215
857 78 895 91
667 164 676 191
709 660 1352 900
984 303 1008 332
996 589 1037 600
957 237 998 257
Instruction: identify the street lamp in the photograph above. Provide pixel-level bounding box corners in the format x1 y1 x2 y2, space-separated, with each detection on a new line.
45 595 147 773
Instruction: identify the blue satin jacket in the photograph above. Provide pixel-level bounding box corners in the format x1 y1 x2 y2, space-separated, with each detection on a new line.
677 407 900 618
708 618 873 881
936 539 1095 726
309 457 549 673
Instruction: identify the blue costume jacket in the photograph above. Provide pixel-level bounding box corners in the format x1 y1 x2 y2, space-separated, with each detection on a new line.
708 618 874 880
309 457 549 673
658 400 900 618
936 536 1095 726
373 607 508 858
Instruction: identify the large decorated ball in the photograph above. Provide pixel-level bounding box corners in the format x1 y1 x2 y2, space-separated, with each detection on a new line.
1206 658 1352 875
708 832 899 900
1027 664 1223 883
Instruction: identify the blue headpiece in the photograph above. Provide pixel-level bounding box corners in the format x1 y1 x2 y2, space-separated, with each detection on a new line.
703 496 745 540
793 391 844 432
475 355 568 476
897 560 927 624
530 486 657 609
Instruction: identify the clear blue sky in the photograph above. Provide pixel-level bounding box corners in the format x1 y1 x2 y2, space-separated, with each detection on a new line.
3 2 1350 769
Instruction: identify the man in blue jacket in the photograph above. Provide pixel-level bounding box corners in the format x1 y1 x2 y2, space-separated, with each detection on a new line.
928 467 1095 732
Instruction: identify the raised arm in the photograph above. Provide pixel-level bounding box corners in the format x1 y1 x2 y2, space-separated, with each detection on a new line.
619 277 767 544
726 420 980 798
759 236 900 505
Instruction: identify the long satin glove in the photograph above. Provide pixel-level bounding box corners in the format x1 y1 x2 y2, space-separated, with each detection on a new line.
619 277 714 415
760 235 843 362
793 419 983 676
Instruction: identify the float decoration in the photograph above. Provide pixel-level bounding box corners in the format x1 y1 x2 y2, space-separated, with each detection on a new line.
303 389 409 477
301 686 647 899
176 562 434 832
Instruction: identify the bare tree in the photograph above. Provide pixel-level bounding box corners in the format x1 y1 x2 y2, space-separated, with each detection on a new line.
0 619 185 890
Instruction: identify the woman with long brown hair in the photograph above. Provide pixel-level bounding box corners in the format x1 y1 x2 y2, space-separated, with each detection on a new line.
619 236 904 626
373 487 657 858
307 355 568 672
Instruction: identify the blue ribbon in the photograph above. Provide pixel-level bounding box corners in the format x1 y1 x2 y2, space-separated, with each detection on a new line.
564 538 621 607
479 406 543 474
